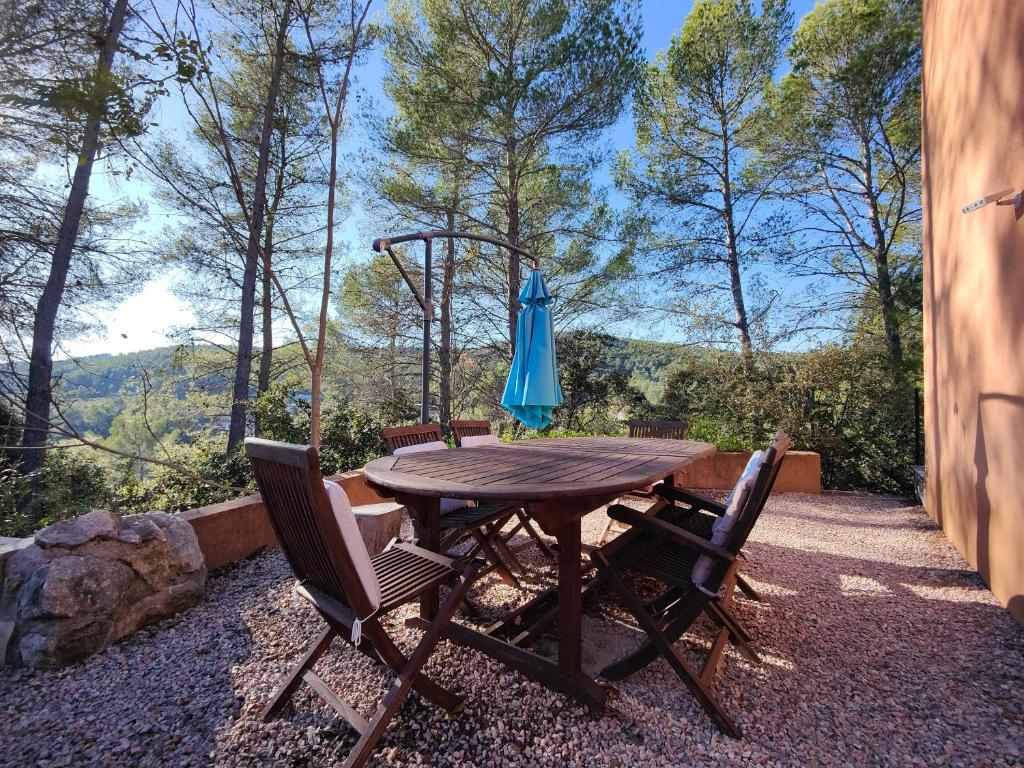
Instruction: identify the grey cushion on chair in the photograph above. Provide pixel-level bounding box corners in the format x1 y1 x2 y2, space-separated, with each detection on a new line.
323 480 382 608
460 434 500 447
690 450 765 589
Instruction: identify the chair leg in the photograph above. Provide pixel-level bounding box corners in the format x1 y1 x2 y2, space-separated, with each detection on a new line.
646 586 687 619
487 520 527 573
706 602 759 663
603 568 740 738
516 511 555 558
595 516 615 548
470 529 521 588
344 569 476 768
735 573 762 602
262 627 336 721
600 592 704 681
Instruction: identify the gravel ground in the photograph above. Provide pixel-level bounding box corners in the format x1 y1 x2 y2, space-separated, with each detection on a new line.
2 494 1021 767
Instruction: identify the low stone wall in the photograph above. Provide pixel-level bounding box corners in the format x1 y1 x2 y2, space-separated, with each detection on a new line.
677 450 822 493
180 470 383 570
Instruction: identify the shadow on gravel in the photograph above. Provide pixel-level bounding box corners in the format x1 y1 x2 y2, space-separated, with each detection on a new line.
0 557 294 768
727 536 1024 763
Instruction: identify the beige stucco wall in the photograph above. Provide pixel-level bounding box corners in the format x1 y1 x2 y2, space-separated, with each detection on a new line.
923 0 1024 624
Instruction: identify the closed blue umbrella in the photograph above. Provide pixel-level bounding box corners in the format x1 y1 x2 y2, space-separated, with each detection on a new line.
501 269 563 429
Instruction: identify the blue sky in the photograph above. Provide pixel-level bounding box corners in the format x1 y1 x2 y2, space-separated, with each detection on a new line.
66 0 820 358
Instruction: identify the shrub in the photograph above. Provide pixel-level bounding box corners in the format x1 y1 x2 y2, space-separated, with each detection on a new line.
654 342 918 494
0 449 115 537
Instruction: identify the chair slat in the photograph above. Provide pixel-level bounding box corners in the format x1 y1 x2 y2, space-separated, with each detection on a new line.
627 419 690 440
381 423 444 454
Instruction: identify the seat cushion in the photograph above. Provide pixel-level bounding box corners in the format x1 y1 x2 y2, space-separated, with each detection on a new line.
392 440 448 455
324 480 382 609
691 450 764 589
713 450 766 541
460 434 500 447
392 440 470 513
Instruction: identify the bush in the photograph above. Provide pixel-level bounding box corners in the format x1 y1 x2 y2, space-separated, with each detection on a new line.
0 449 116 537
114 443 254 514
654 342 918 494
253 385 391 474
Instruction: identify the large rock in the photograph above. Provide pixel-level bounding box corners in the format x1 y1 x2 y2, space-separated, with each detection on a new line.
1 510 206 668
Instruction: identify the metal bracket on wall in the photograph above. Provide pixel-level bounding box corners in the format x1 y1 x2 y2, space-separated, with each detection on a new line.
961 187 1023 218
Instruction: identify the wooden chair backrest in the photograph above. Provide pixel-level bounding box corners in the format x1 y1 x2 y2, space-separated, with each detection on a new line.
450 420 492 446
627 419 690 440
381 423 444 455
705 430 791 589
244 438 377 617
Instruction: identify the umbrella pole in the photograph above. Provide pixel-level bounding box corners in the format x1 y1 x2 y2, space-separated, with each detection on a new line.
421 237 432 424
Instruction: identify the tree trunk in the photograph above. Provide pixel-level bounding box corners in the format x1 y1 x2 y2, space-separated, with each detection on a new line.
720 124 753 362
254 225 274 436
254 155 287 436
505 150 521 357
19 0 130 507
225 0 292 454
309 120 340 450
438 212 456 436
863 139 903 366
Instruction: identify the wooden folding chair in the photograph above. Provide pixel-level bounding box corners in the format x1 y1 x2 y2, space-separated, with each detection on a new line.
650 430 792 603
244 437 477 768
450 419 555 561
381 423 524 587
595 418 691 547
589 433 789 738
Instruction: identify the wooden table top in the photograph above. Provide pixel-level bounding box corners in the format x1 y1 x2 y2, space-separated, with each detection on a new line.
362 437 715 502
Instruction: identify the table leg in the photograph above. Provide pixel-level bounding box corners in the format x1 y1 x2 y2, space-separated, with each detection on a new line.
413 495 441 621
556 518 582 677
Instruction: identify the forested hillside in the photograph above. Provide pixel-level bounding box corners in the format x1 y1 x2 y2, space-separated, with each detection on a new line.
46 336 690 439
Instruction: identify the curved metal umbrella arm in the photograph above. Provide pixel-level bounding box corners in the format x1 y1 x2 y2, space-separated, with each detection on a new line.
372 229 540 269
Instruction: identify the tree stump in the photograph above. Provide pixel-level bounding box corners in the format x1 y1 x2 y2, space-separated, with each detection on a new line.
353 502 405 556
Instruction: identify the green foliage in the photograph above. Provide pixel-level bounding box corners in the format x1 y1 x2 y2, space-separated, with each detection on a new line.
762 0 922 363
253 386 392 475
114 444 253 514
1 449 114 537
616 0 793 350
554 330 649 433
656 340 918 493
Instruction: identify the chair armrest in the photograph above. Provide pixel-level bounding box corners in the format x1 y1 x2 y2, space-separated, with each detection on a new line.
653 484 727 516
606 504 735 562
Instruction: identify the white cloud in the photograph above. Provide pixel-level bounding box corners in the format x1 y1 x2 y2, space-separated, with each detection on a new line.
59 277 194 359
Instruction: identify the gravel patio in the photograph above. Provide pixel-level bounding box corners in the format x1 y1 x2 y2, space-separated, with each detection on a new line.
2 493 1021 767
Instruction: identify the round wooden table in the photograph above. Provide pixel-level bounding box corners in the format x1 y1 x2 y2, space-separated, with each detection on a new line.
362 436 715 709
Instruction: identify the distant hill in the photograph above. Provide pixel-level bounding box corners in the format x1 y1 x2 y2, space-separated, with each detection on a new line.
55 347 181 397
43 335 690 437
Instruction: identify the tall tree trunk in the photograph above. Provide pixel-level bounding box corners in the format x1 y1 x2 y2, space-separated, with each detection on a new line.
304 0 370 450
720 125 753 363
254 225 274 437
19 0 130 508
505 148 521 357
225 0 292 454
254 155 287 437
438 211 456 436
863 138 903 366
309 120 339 450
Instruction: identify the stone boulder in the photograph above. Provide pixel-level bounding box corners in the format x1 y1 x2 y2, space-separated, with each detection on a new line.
1 510 206 668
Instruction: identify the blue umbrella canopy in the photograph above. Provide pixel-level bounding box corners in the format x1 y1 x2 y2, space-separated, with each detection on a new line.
501 269 563 429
